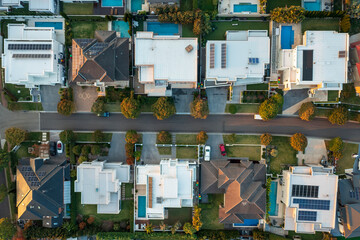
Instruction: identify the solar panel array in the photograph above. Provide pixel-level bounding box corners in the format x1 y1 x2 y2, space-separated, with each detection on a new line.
8 44 51 50
13 54 51 59
221 43 226 69
20 166 41 187
349 188 360 200
292 184 319 198
298 210 317 221
209 43 215 69
293 198 330 210
248 58 259 64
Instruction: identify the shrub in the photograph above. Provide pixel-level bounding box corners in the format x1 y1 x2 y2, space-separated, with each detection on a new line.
196 131 208 144
270 6 305 23
0 218 16 240
329 137 344 153
299 102 316 121
126 157 135 165
183 222 196 235
340 14 351 32
258 99 279 120
120 91 141 119
5 127 26 147
91 98 105 115
260 133 272 146
151 97 176 120
91 145 101 155
190 99 209 119
87 216 95 225
192 205 202 231
290 133 308 152
93 130 105 143
328 107 349 125
125 130 139 144
157 131 172 144
57 99 75 116
79 222 86 230
59 130 76 144
78 155 88 164
228 104 237 114
72 145 82 156
145 223 153 234
70 169 77 178
81 145 91 156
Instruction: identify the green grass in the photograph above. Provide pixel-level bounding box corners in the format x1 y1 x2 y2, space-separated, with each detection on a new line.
4 84 31 101
328 90 339 102
8 102 43 111
76 132 112 142
301 18 340 34
25 132 42 142
226 146 261 160
180 0 193 11
105 103 121 112
287 231 323 240
176 134 197 144
199 0 217 11
71 21 108 39
63 3 93 15
5 167 16 219
335 142 359 174
199 194 224 230
176 147 198 159
182 24 197 37
225 104 260 113
205 21 269 41
223 134 260 144
15 142 35 159
124 183 133 198
269 136 297 174
246 83 269 91
315 108 331 118
266 0 301 12
157 147 172 155
150 208 192 226
141 97 159 112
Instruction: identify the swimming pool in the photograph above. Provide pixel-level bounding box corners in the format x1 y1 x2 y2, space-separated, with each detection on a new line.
146 22 179 35
233 219 259 227
35 22 63 30
112 21 130 38
304 0 321 11
269 181 279 216
281 26 294 49
102 0 123 7
138 196 146 218
233 3 257 13
131 0 142 12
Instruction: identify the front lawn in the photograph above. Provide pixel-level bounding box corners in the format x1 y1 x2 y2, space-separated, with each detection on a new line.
8 102 43 111
63 3 93 15
269 136 297 174
71 21 108 38
301 18 340 33
176 147 198 159
105 103 121 112
157 147 172 155
247 83 269 91
76 132 113 142
25 132 42 142
4 84 31 101
266 0 301 12
328 90 339 102
205 21 269 41
176 134 197 144
225 104 259 113
226 146 261 160
199 194 224 230
223 134 260 144
334 142 358 174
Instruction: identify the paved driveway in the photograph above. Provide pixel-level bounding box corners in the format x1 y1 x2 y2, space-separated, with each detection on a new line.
173 89 194 113
40 85 62 111
107 133 126 163
73 86 98 112
282 89 309 114
205 134 227 161
141 133 161 164
206 87 227 114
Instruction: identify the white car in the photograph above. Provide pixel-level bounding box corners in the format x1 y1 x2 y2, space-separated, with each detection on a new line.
204 146 211 161
57 141 63 154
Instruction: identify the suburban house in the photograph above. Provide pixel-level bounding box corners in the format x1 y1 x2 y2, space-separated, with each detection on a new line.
0 0 21 11
29 0 55 13
277 31 349 94
338 157 360 238
2 24 64 89
135 159 196 220
17 158 70 228
205 30 270 88
71 30 129 93
280 165 338 233
218 0 260 15
74 160 130 214
134 32 198 96
200 160 266 228
349 34 360 95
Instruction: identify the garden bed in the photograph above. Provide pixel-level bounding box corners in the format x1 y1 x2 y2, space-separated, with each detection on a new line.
242 91 268 103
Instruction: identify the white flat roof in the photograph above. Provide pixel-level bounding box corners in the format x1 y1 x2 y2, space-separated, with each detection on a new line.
29 0 54 11
135 32 198 83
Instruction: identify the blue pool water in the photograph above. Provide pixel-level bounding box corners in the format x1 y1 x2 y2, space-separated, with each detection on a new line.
35 22 63 30
233 219 259 227
269 181 279 216
147 22 179 35
304 0 321 11
138 196 146 218
281 26 294 49
112 21 130 38
131 0 142 12
233 4 257 13
102 0 123 7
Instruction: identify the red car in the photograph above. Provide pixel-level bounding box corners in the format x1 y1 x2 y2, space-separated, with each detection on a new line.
219 144 226 156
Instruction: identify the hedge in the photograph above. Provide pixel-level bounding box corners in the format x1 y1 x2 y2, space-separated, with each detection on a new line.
96 232 196 240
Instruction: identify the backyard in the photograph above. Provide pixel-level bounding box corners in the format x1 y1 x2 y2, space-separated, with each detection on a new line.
301 18 340 33
266 0 301 12
199 194 224 230
71 21 108 38
225 104 260 114
205 21 269 41
63 3 94 15
269 136 298 174
150 208 192 226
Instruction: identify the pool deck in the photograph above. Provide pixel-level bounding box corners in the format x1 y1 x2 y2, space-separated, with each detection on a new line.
27 17 65 44
93 0 125 15
280 23 302 48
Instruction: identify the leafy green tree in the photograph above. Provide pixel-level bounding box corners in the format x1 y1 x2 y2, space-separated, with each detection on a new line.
299 102 316 121
196 131 208 144
91 145 101 155
57 99 75 116
81 145 91 156
59 130 76 144
183 222 196 235
328 107 349 125
72 145 82 156
151 97 176 120
0 150 9 170
270 6 305 23
92 130 105 143
145 223 153 234
91 98 105 115
78 155 88 164
329 137 344 153
290 133 308 152
157 131 172 144
0 218 16 240
5 127 26 147
190 99 209 119
125 130 139 144
260 133 272 146
120 91 141 119
258 99 279 120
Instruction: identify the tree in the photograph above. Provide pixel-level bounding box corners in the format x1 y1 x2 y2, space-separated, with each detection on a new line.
81 145 91 156
79 222 86 230
120 91 141 119
145 223 153 234
72 145 82 156
340 14 351 32
171 221 181 234
91 98 105 115
329 137 344 153
5 127 26 147
258 95 282 121
59 130 76 144
183 222 196 235
190 99 209 119
328 107 349 125
57 99 75 116
299 102 316 121
260 133 272 146
192 205 202 231
270 6 305 23
0 185 7 203
196 131 208 144
78 155 88 164
290 133 308 152
157 131 172 144
125 130 139 144
0 150 10 170
92 130 105 143
0 218 16 240
151 97 176 120
91 145 101 155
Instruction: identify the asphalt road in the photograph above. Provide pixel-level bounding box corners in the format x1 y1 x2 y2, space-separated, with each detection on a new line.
40 113 360 142
0 169 10 219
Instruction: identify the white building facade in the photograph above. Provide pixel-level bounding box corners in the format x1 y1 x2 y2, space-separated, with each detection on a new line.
2 24 64 89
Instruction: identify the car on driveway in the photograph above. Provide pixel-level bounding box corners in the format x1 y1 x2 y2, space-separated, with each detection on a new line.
97 112 110 117
219 144 226 156
49 142 57 156
57 141 63 154
204 146 211 161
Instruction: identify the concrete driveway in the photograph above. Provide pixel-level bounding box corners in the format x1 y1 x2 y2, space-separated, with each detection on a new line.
173 89 194 113
205 134 227 161
40 85 62 112
206 87 227 114
140 133 161 164
296 138 327 165
231 86 246 103
73 86 98 112
107 133 126 163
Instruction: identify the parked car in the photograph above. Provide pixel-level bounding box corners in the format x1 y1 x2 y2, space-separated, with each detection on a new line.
219 144 226 156
97 112 110 117
49 142 57 156
204 146 211 161
57 141 63 154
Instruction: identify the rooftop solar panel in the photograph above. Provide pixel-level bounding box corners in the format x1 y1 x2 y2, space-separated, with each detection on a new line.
293 198 330 210
298 210 317 221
